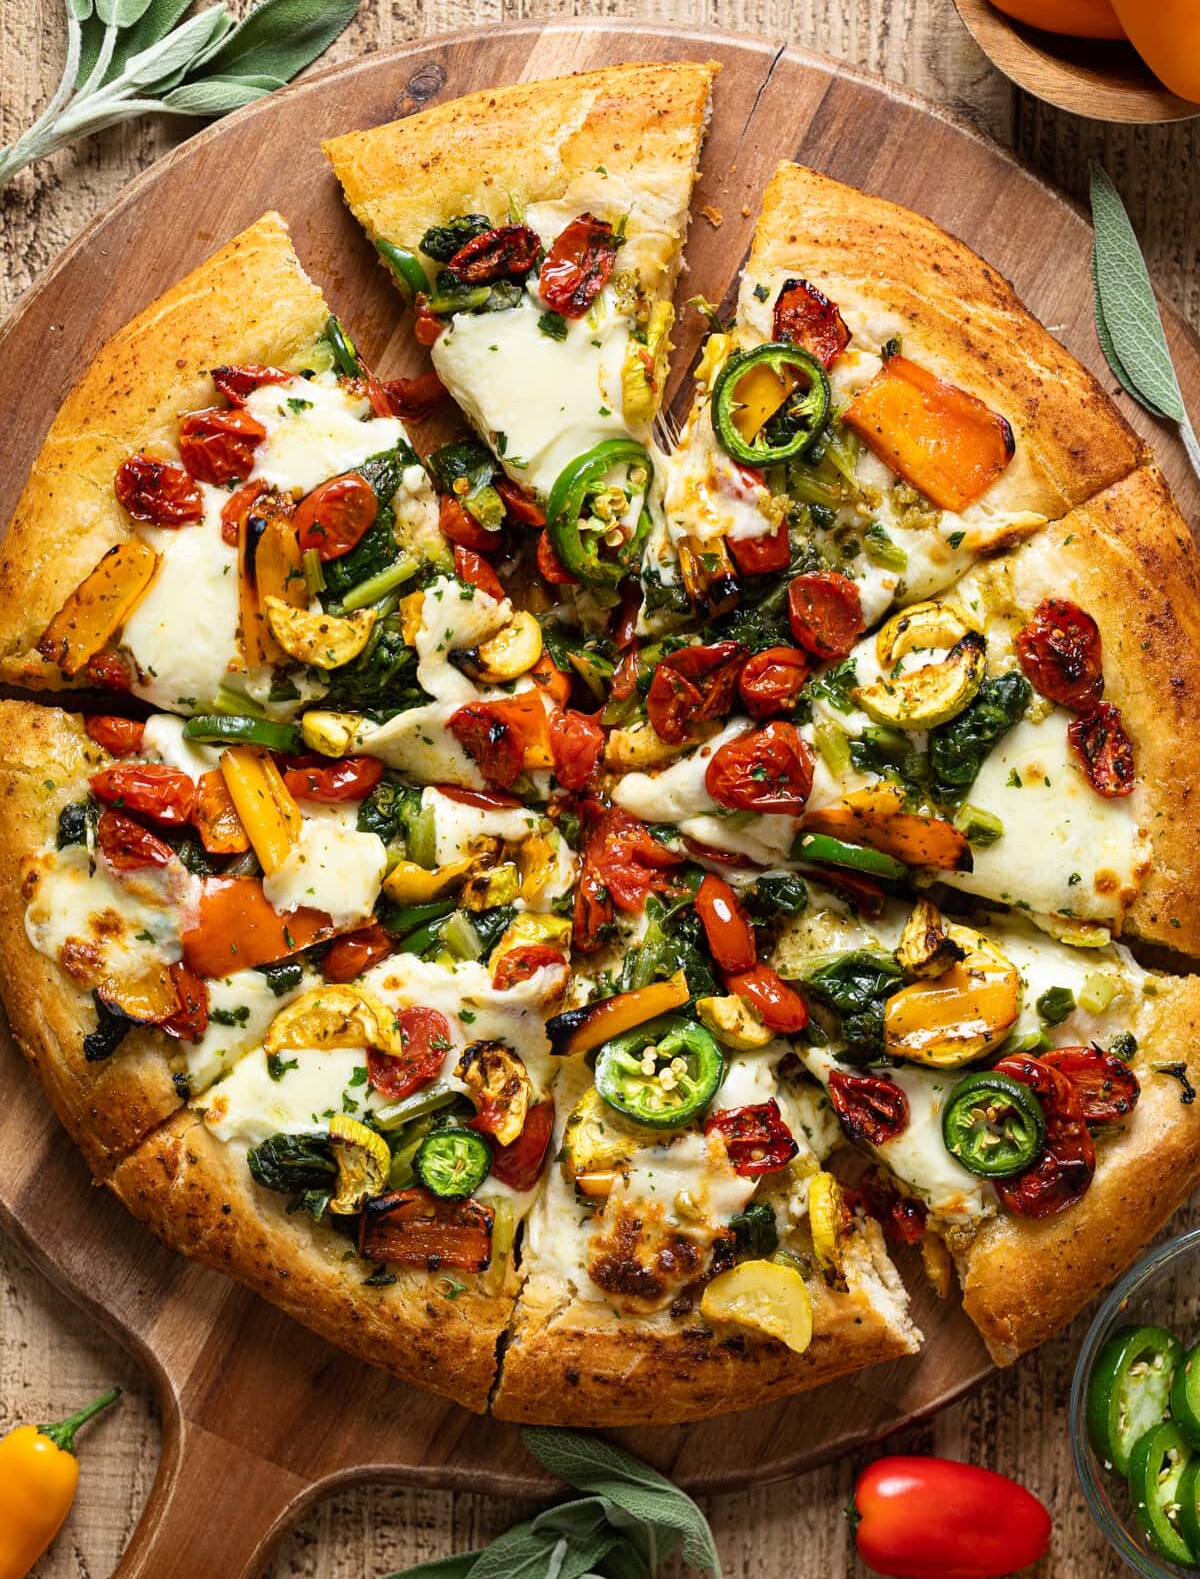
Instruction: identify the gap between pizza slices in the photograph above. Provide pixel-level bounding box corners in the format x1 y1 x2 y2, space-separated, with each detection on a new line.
1 59 1199 1423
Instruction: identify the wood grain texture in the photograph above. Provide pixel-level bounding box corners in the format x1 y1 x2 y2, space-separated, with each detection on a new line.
1 4 1197 1577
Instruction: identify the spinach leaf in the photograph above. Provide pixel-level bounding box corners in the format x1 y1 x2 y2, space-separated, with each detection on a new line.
619 894 717 999
809 656 859 715
322 616 423 718
730 1201 779 1258
321 441 416 600
641 557 690 615
427 439 505 532
745 872 808 923
419 214 491 263
248 1131 337 1218
56 798 97 849
357 774 421 843
928 672 1030 796
83 992 133 1062
255 959 304 996
471 905 519 955
849 725 927 791
802 949 904 1059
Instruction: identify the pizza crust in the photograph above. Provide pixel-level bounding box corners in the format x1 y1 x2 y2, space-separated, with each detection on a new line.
0 213 329 691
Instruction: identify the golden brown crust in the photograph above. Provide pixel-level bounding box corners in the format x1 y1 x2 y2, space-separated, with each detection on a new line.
745 163 1145 518
323 61 718 298
0 213 328 690
0 701 185 1174
955 975 1200 1363
109 1112 514 1412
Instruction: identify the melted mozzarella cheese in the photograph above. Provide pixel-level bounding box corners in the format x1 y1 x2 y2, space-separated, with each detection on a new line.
244 375 407 498
609 1130 756 1222
659 403 781 547
184 965 312 1092
24 841 190 974
141 714 223 780
200 1046 379 1146
613 720 744 822
424 786 540 865
352 703 485 788
415 577 511 704
262 820 386 928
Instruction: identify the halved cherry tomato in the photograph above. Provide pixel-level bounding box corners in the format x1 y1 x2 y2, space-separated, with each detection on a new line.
366 1006 454 1100
448 224 540 282
496 477 546 528
773 278 851 369
490 1099 555 1192
738 646 812 719
706 1099 798 1176
787 571 864 660
177 407 266 485
359 1187 493 1271
491 945 567 991
85 715 145 756
589 806 684 911
114 454 202 526
611 580 643 651
723 963 809 1032
440 492 503 553
828 1068 909 1144
280 753 384 803
294 473 377 561
84 651 134 692
1042 1046 1140 1126
436 783 524 810
448 697 546 789
413 298 445 346
856 1169 928 1245
321 920 396 984
96 809 175 870
220 481 283 547
538 214 618 318
646 641 747 745
537 529 577 584
726 523 791 576
993 1052 1096 1218
453 544 506 603
90 763 195 826
705 721 814 814
609 647 640 701
1068 703 1135 797
210 364 291 406
530 652 571 707
1016 598 1104 712
695 873 757 973
161 961 209 1042
366 370 446 421
549 709 605 792
181 876 336 978
190 769 249 855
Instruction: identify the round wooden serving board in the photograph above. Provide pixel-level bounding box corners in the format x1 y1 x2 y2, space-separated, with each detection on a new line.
1 22 1199 1579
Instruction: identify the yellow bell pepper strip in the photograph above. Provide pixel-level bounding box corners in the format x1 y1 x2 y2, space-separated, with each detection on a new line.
35 540 159 676
383 856 473 905
545 970 691 1058
218 746 301 876
0 1386 121 1579
1109 0 1200 101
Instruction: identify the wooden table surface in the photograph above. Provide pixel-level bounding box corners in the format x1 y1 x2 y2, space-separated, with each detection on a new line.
2 2 1197 1574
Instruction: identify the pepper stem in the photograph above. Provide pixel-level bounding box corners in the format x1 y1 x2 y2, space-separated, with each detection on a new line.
39 1386 122 1454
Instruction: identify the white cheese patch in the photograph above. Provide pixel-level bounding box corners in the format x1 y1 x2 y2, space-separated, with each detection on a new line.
659 403 781 547
612 719 746 823
352 703 485 789
424 786 540 865
244 375 407 499
141 714 223 780
200 1045 378 1146
23 841 190 975
262 819 386 928
609 1130 756 1223
184 966 312 1092
415 577 511 704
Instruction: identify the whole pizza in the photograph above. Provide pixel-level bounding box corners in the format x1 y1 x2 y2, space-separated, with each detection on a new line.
2 60 1199 1424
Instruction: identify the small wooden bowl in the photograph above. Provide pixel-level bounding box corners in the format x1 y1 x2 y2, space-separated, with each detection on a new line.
953 0 1200 123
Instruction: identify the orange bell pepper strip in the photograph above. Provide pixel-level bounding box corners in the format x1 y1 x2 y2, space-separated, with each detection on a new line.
989 0 1123 38
190 769 250 855
547 970 690 1057
843 355 1015 513
238 497 303 667
1109 0 1200 101
803 783 973 872
181 876 338 978
36 539 159 676
529 651 572 707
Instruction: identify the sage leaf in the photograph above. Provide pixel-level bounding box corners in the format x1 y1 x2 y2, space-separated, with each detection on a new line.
188 0 360 83
381 1553 485 1579
462 1518 571 1579
95 0 154 28
78 0 196 90
162 73 284 114
112 6 234 94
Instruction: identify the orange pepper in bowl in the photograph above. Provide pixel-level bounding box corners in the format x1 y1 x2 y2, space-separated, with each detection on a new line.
988 0 1125 39
1108 0 1200 102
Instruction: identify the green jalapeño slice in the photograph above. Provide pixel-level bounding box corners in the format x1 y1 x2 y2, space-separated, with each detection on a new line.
413 1128 491 1199
711 342 831 467
594 1015 724 1129
941 1071 1045 1178
546 439 654 585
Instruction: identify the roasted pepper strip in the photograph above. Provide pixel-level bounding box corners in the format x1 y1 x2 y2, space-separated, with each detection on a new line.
184 713 302 752
546 971 690 1057
545 439 653 585
36 539 159 675
217 747 302 875
711 342 831 466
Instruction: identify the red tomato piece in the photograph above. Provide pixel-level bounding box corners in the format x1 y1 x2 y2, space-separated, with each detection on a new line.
536 529 577 584
440 493 503 553
706 1100 799 1177
1015 597 1104 712
321 921 396 984
90 763 196 826
294 473 377 562
114 454 202 526
453 545 506 603
1041 1046 1140 1127
366 1006 454 1101
219 480 270 546
161 961 209 1042
828 1068 909 1145
680 835 765 869
646 641 747 745
190 770 249 856
490 1100 555 1192
435 783 523 810
787 571 865 660
705 721 815 814
448 701 531 789
529 652 572 708
590 807 684 911
96 810 174 870
281 754 384 803
610 580 643 651
805 866 887 919
726 523 791 576
496 477 546 528
413 299 445 346
723 964 809 1032
177 407 266 485
491 945 568 991
772 278 852 369
993 1052 1096 1218
366 370 446 422
695 873 757 974
609 647 640 702
1068 702 1135 797
84 651 134 692
85 715 145 757
737 645 813 719
855 1170 928 1245
448 224 540 282
549 709 605 792
573 856 615 953
210 364 291 406
538 213 618 317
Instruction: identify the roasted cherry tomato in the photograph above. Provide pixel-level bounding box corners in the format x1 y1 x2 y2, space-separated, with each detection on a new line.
84 715 145 756
573 856 615 953
549 708 605 792
447 223 540 282
610 579 642 651
1015 597 1104 712
210 364 291 406
366 370 446 421
366 1006 454 1101
1041 1045 1140 1126
490 1099 555 1192
828 1068 910 1145
496 477 546 528
536 529 577 584
413 297 445 346
852 1455 1051 1579
726 522 791 576
114 454 202 526
177 407 266 485
588 806 684 912
294 473 377 561
737 645 812 719
808 866 888 919
856 1170 928 1245
84 651 134 691
439 492 503 553
453 544 506 603
281 753 384 803
993 1052 1096 1218
705 1099 798 1176
321 921 396 984
491 945 568 991
89 763 195 826
609 647 640 701
161 961 209 1042
96 809 174 870
787 570 864 660
773 278 852 369
219 480 273 546
359 1188 493 1271
1068 702 1135 797
705 721 815 814
695 873 757 973
435 783 523 810
723 963 809 1032
646 641 746 745
538 213 618 317
449 697 547 789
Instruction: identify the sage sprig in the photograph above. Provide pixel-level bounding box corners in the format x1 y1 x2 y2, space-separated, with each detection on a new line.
0 0 359 187
1090 163 1200 483
385 1428 722 1579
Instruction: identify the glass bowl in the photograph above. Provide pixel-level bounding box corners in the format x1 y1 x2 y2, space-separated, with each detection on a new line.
1071 1227 1200 1578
